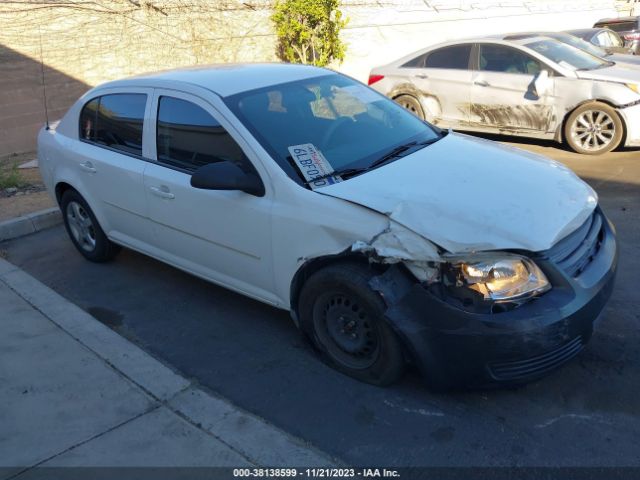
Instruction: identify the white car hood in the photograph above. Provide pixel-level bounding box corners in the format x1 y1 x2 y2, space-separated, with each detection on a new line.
320 133 598 254
576 64 640 83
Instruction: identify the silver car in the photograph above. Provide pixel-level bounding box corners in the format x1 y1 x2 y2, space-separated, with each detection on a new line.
369 36 640 155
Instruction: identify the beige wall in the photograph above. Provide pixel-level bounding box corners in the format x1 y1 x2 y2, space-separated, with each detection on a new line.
0 0 622 156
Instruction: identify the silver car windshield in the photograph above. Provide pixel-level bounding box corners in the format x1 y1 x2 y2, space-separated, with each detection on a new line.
225 74 441 187
525 39 611 70
551 33 609 58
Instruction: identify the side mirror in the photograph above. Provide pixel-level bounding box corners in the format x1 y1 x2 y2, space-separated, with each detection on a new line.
190 161 265 197
532 70 551 97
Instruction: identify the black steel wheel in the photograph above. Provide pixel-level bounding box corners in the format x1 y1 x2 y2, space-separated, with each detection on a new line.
298 263 405 386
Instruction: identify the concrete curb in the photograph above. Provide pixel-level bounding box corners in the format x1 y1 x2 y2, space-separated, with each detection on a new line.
0 257 337 467
0 207 62 242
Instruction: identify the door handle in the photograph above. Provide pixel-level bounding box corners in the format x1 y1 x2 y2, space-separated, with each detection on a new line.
79 161 96 173
474 80 490 87
149 185 175 200
415 73 429 79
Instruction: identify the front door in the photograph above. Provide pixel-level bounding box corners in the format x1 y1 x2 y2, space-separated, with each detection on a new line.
143 90 276 304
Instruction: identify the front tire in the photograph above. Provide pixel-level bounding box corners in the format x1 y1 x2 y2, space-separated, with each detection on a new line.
61 190 120 262
298 263 406 386
564 102 623 155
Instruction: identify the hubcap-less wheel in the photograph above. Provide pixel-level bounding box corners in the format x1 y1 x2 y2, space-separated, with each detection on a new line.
66 201 96 252
570 109 616 152
395 95 425 120
314 293 381 370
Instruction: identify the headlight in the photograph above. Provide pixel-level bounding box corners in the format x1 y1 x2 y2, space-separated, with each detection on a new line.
432 253 551 313
455 257 550 302
626 83 640 94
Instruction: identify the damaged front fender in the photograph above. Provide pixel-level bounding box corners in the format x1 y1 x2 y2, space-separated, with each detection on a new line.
351 221 442 282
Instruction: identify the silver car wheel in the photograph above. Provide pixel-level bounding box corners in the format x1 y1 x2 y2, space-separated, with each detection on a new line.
570 110 616 152
66 201 96 252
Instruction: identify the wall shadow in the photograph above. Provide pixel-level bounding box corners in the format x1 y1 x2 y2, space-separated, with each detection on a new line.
0 44 89 157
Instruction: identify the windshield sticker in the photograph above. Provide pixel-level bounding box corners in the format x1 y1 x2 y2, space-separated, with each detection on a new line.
338 85 381 104
288 143 343 190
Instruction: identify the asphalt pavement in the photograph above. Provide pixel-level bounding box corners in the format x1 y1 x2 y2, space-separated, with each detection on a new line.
2 137 639 467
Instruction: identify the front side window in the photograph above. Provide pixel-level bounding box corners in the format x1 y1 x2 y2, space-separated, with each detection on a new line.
224 74 441 187
156 96 251 173
479 44 542 75
79 94 146 156
425 45 471 69
525 39 611 71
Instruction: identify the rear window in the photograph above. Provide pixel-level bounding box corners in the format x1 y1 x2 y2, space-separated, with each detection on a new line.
79 93 147 156
402 44 471 69
425 45 471 69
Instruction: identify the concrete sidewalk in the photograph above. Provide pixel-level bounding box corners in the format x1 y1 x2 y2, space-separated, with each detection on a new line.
0 257 334 478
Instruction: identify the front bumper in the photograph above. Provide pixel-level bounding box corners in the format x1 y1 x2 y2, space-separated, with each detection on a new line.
382 209 618 390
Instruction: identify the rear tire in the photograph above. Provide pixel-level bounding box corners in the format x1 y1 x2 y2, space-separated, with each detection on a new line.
394 95 425 120
564 102 623 155
298 263 406 386
61 190 120 262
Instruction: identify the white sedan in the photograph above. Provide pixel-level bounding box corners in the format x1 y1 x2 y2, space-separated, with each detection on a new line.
38 64 617 389
369 36 640 155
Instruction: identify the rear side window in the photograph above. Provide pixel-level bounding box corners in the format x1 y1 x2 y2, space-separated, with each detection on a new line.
425 45 471 69
156 96 251 173
79 94 146 156
479 44 542 75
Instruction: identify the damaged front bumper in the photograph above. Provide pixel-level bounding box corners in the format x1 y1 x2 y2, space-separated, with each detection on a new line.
375 209 618 390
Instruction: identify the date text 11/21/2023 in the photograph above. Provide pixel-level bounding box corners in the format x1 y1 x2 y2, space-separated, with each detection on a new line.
233 468 400 478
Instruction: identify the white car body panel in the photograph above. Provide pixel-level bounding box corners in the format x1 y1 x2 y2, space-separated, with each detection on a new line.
370 38 640 146
320 133 597 254
37 64 600 311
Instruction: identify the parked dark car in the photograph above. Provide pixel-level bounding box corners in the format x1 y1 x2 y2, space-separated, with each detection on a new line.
593 16 640 54
568 27 633 54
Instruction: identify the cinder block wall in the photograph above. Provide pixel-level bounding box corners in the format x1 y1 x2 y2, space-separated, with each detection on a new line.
0 0 621 156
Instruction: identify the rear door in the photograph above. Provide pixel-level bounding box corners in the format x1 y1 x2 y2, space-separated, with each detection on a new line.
75 89 152 245
401 44 473 127
469 43 557 135
143 89 277 304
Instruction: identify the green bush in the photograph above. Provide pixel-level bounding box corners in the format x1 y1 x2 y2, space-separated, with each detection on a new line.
271 0 347 67
0 163 24 190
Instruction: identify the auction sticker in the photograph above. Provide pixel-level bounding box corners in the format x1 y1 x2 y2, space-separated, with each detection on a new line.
288 143 342 190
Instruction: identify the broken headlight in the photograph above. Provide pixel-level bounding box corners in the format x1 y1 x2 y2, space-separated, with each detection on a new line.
438 255 551 312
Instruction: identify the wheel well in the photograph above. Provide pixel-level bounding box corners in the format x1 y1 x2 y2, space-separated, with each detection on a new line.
560 99 626 143
54 182 77 206
289 252 377 316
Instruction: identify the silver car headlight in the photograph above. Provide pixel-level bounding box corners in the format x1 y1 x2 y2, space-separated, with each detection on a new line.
453 256 550 302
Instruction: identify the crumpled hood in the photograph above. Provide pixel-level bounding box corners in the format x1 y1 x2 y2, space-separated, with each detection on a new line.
320 133 598 254
576 64 640 84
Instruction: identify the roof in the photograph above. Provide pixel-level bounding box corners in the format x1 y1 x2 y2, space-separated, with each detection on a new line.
95 63 331 98
595 16 639 24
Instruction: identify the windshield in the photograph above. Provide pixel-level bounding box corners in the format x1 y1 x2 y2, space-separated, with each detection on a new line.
549 33 608 58
224 74 441 188
525 39 611 70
